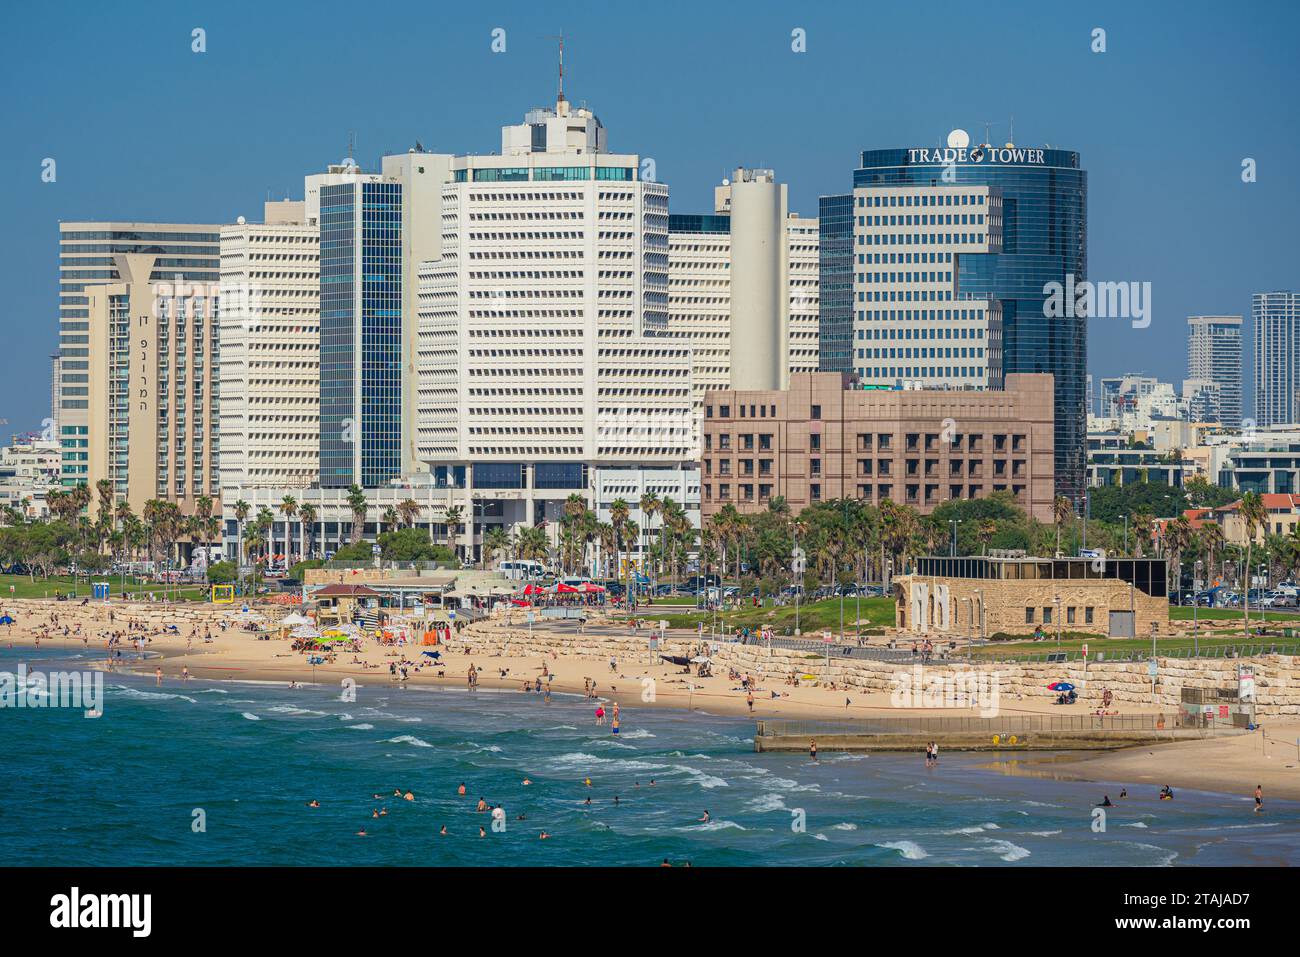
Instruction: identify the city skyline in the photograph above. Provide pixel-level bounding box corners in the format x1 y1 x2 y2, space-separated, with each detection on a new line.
2 0 1297 430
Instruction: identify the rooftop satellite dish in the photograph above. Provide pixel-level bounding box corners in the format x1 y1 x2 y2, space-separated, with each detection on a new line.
722 178 730 186
236 215 246 225
947 129 970 149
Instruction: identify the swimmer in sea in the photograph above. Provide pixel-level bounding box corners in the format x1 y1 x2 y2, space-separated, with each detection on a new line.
699 810 710 823
307 800 320 808
403 791 415 802
439 825 447 836
476 797 488 812
457 783 466 796
539 831 550 840
479 826 486 838
357 828 367 837
522 778 532 786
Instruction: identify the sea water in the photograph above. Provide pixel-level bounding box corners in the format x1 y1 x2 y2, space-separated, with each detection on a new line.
2 646 1296 866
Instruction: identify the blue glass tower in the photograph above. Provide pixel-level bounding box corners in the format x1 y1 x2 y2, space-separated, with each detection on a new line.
320 180 403 488
817 194 853 372
852 147 1087 502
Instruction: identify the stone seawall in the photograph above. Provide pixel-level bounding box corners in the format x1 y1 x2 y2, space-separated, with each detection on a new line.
464 623 1298 718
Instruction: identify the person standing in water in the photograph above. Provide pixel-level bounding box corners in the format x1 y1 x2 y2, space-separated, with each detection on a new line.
809 739 818 762
1255 784 1264 813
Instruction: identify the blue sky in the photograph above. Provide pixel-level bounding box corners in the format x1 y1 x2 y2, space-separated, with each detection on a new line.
1 0 1296 431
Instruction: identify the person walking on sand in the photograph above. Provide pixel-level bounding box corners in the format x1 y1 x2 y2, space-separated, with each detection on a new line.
746 689 754 713
1255 784 1263 813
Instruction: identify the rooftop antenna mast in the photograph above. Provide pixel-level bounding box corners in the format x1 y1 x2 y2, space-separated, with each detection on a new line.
546 31 566 106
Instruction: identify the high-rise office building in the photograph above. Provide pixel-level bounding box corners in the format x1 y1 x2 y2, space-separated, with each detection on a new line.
667 170 819 427
1185 315 1242 426
817 193 853 373
218 201 321 492
313 151 453 488
415 94 693 550
846 134 1087 502
56 222 221 488
1252 292 1300 428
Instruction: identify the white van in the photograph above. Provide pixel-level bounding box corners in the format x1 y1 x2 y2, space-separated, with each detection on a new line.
497 559 547 581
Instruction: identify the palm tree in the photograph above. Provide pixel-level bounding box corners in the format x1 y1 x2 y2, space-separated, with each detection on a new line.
382 506 399 534
514 525 549 565
94 479 114 528
638 491 660 588
346 484 368 545
1052 495 1072 557
1200 521 1224 589
279 495 299 564
1239 491 1267 635
397 498 421 529
609 498 630 587
233 499 251 569
444 505 464 558
1165 516 1193 602
298 503 318 561
484 527 510 569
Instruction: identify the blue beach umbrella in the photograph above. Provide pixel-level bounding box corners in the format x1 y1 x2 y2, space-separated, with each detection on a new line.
0 615 14 625
1048 681 1075 692
421 651 441 659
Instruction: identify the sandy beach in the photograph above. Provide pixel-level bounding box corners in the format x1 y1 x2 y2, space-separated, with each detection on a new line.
5 598 1297 802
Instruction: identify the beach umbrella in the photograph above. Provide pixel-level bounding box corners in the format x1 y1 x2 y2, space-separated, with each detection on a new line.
0 615 14 625
421 650 441 659
290 624 320 639
1048 681 1075 692
553 582 579 594
281 613 312 626
521 583 546 596
580 582 606 593
689 655 712 663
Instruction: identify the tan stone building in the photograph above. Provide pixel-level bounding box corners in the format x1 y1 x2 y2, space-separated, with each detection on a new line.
894 555 1170 639
85 255 221 518
701 371 1055 521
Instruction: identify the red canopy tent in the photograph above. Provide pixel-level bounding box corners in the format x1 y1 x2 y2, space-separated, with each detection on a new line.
580 582 606 593
521 583 547 596
553 582 580 594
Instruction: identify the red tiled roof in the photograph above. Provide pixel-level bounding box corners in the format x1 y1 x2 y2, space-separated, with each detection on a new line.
1216 494 1300 513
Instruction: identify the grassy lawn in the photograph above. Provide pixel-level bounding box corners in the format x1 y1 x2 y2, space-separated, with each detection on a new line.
0 574 209 602
965 631 1300 662
1169 606 1300 622
635 597 896 636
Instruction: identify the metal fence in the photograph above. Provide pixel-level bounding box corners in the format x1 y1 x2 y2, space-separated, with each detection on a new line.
756 713 1181 737
978 642 1300 664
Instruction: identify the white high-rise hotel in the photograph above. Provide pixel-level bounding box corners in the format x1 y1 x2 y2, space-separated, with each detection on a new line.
416 94 693 536
218 200 321 491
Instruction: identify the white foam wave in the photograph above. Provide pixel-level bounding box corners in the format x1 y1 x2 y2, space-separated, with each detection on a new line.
876 840 929 860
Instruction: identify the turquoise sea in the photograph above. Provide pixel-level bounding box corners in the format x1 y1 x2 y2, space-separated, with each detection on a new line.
2 646 1297 866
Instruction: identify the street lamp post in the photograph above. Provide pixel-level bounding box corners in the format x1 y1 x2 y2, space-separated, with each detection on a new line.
1054 594 1062 647
1193 559 1202 656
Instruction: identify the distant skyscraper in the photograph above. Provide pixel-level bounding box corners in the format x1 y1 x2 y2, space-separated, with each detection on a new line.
1185 315 1242 426
817 194 853 373
847 135 1088 502
1252 292 1300 427
56 222 220 488
311 151 453 488
667 170 819 428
